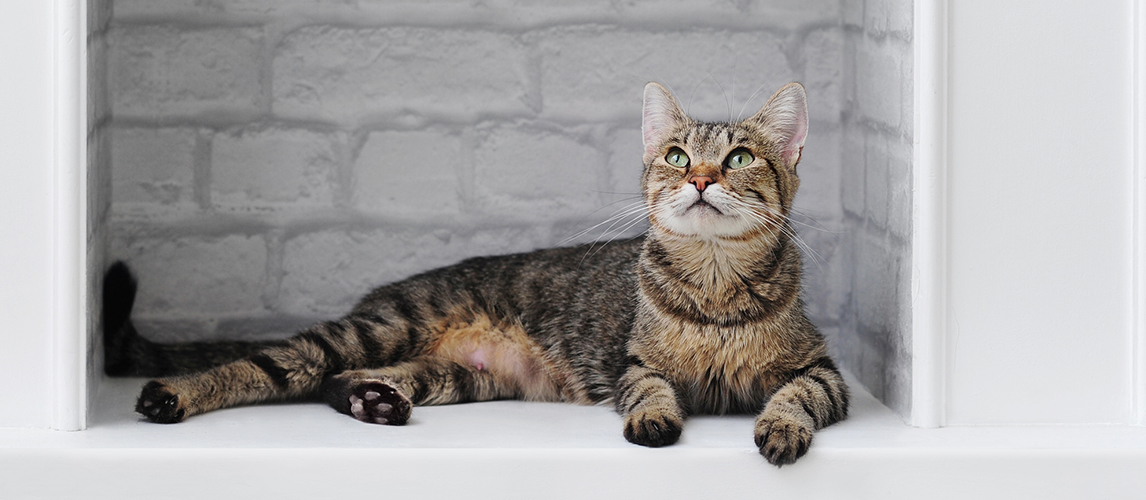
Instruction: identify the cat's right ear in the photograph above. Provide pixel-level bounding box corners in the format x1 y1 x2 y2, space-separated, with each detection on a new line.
642 82 686 163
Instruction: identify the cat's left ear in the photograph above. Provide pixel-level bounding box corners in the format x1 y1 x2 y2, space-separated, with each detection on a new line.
750 82 809 169
642 82 687 163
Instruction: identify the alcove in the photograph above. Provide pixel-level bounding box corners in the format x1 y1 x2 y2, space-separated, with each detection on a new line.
6 0 1145 498
88 0 914 423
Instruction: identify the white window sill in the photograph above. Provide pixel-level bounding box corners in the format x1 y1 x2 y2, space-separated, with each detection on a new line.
2 373 1144 499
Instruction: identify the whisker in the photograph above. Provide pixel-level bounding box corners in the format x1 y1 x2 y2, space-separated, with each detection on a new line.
736 81 772 122
704 71 730 123
561 202 649 246
586 214 650 259
723 196 826 270
584 204 650 249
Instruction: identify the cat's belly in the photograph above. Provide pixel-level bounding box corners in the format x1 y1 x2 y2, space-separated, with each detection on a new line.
425 313 592 404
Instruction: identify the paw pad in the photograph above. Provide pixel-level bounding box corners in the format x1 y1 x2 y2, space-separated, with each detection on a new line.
348 381 411 426
136 381 186 424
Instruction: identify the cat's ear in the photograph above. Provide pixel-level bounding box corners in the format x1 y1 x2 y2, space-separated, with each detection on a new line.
642 82 687 162
750 82 809 169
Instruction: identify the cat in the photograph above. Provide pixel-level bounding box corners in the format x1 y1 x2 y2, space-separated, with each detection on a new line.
103 82 848 466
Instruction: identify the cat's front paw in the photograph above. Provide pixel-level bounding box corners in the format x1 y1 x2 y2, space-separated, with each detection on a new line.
136 381 186 424
623 408 683 447
754 414 813 466
347 380 412 426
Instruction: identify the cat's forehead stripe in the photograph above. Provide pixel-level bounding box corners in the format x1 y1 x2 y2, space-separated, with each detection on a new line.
682 122 739 157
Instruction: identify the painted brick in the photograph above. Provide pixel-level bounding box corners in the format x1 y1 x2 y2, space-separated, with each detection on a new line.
605 127 645 205
273 27 531 125
111 127 198 208
606 0 840 27
492 0 613 7
838 0 915 418
87 35 110 132
887 134 912 240
131 318 217 344
795 125 843 221
112 233 268 316
803 28 844 123
278 226 552 316
899 41 915 135
749 0 841 19
888 0 914 39
212 127 340 208
855 38 903 129
114 0 354 17
863 130 890 228
843 0 864 28
841 30 859 109
865 0 913 39
534 27 794 122
214 315 321 342
353 129 464 216
112 0 206 15
472 125 606 218
88 127 112 236
853 229 898 334
841 125 865 217
87 220 109 380
799 229 845 324
108 25 264 117
88 0 112 33
863 0 890 36
131 315 320 344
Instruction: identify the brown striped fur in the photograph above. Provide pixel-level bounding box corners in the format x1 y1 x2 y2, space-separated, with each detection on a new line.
107 82 848 466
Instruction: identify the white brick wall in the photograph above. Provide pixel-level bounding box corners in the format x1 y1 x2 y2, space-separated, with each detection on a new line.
109 26 266 117
212 127 341 208
274 27 533 125
111 128 198 207
88 0 114 395
101 0 912 416
352 129 465 216
838 0 913 417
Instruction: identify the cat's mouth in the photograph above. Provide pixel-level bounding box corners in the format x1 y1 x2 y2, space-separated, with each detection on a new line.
685 198 725 216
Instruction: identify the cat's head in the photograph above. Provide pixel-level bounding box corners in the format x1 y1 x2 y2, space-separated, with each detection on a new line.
640 82 808 240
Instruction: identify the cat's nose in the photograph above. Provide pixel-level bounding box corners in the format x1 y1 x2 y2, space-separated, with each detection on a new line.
688 175 713 192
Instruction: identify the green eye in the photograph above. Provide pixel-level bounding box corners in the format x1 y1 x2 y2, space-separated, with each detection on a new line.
665 148 690 168
725 148 754 169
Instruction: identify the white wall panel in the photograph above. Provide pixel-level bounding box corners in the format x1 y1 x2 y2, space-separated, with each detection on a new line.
0 3 57 428
946 0 1135 424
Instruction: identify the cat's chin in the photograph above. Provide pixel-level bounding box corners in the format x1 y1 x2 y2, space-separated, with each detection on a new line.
659 207 756 239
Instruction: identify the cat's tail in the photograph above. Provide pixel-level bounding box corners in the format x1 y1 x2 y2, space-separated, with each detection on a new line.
102 261 280 377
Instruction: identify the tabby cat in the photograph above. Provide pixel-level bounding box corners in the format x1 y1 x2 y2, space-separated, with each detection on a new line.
104 82 848 466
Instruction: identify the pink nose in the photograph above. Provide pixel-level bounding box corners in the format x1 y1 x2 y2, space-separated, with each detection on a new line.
689 175 713 192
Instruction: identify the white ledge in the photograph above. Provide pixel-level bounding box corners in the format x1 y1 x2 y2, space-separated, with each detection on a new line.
2 374 1145 499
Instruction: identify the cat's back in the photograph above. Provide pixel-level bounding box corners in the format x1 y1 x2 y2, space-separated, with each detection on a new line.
354 236 643 314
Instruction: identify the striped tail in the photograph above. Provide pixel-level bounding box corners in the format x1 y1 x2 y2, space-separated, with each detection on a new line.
102 261 280 377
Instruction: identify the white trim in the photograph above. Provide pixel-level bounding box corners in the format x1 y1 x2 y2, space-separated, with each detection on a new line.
51 0 87 432
1134 0 1146 427
911 0 948 429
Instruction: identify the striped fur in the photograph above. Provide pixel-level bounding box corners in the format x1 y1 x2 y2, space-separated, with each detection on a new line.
107 82 848 466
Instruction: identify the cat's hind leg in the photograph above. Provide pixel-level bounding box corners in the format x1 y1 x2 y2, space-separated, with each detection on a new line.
320 356 512 425
135 313 418 423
